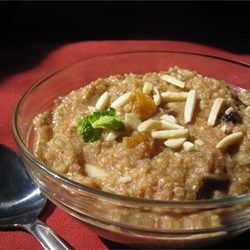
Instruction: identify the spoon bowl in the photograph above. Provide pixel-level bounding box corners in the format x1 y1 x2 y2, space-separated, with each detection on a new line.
0 144 70 250
0 145 46 227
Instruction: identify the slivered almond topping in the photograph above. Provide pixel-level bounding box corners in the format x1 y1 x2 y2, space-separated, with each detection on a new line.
119 175 133 183
225 107 234 115
87 106 96 113
95 91 110 110
151 129 188 139
124 113 142 130
142 81 153 95
207 98 224 126
161 91 188 102
246 106 250 112
183 141 195 152
184 90 196 124
221 124 227 133
194 139 204 146
216 132 243 149
152 86 161 106
164 138 186 149
160 75 185 88
234 152 250 165
105 131 119 142
111 92 132 109
138 119 162 132
161 114 177 124
85 164 107 179
161 120 184 130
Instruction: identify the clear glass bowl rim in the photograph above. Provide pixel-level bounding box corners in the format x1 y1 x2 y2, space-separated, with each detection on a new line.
12 49 250 207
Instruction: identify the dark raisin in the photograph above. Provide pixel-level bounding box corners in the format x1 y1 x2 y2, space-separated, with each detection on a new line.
197 174 230 199
221 111 242 124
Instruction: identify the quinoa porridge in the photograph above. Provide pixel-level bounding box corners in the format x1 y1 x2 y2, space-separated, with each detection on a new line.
33 66 250 201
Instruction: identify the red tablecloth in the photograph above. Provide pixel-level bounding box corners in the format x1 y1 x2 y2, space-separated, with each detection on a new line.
0 41 249 249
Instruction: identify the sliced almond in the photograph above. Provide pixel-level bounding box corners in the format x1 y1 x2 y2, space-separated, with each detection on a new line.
161 91 188 102
95 91 110 110
207 98 224 126
111 92 132 109
184 90 196 124
152 86 161 106
143 81 153 95
87 106 96 113
161 114 177 124
194 139 205 146
225 107 234 115
138 119 162 132
234 152 250 165
161 120 184 130
85 164 107 179
125 113 142 130
246 106 250 112
216 132 243 149
151 129 188 139
164 138 186 149
160 75 185 88
221 124 227 133
105 131 119 142
183 141 195 152
119 175 133 184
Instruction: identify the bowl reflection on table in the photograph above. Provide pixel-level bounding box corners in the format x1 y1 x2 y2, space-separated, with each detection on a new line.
12 51 250 248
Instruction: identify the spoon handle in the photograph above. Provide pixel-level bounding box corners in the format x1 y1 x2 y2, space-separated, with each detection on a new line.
23 219 71 250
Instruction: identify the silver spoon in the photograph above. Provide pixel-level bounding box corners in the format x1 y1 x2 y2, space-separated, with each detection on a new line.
0 144 71 250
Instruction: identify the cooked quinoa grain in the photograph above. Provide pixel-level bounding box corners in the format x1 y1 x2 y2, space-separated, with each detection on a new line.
33 66 250 200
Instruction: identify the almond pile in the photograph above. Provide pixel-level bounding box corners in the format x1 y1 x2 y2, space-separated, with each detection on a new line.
89 73 244 151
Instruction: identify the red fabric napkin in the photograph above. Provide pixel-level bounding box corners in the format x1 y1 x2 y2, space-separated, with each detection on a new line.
0 41 249 249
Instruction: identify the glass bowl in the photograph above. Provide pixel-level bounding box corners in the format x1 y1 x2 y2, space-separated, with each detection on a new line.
12 51 250 248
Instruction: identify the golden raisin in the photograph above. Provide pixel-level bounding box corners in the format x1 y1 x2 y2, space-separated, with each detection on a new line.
123 132 148 148
131 90 157 121
123 132 161 158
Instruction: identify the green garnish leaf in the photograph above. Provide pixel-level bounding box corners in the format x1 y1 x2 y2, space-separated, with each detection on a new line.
92 115 125 130
77 117 101 142
77 107 125 142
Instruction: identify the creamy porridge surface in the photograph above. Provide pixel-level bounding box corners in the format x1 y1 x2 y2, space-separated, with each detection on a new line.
33 66 250 200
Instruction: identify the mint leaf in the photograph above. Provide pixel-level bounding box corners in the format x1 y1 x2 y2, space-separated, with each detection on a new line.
77 107 125 142
92 115 125 130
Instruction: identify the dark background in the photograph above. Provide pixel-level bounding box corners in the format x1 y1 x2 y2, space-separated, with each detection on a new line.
0 2 249 52
0 1 249 78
